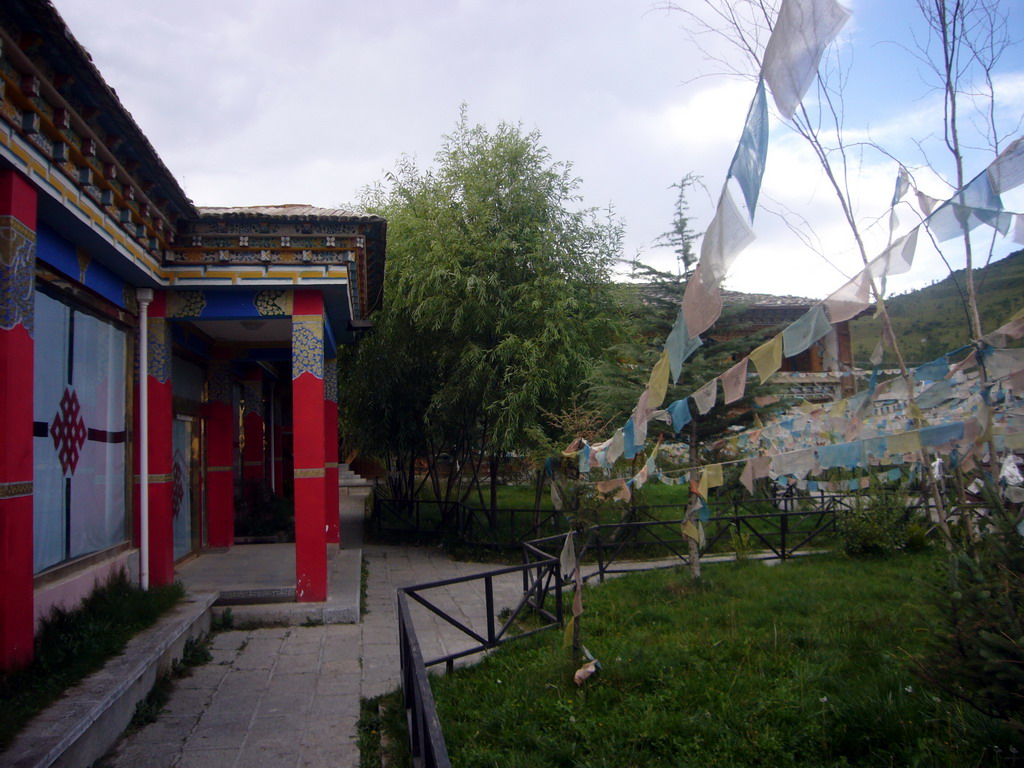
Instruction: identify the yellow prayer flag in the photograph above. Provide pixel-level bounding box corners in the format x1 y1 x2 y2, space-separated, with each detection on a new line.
648 349 671 409
681 520 700 542
704 463 724 488
1006 431 1024 451
563 616 575 647
749 333 783 383
829 399 848 417
697 469 709 498
888 429 921 455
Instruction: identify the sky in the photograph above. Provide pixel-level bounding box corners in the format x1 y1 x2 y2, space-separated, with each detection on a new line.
50 0 1024 300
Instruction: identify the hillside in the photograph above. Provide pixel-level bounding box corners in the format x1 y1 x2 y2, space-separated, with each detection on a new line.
849 249 1024 366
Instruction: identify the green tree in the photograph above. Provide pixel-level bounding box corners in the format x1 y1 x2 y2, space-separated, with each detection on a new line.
339 110 627 524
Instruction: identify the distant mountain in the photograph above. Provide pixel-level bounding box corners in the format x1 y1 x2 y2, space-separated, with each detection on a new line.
849 249 1024 366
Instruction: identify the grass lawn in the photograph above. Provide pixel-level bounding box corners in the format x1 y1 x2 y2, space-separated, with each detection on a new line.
429 552 1023 767
0 571 184 749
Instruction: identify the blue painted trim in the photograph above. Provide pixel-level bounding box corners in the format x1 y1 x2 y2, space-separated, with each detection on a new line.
37 224 126 308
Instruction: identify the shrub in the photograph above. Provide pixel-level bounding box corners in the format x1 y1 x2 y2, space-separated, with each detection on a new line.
835 485 909 557
924 495 1024 733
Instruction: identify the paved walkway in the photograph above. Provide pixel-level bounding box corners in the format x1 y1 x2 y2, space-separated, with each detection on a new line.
100 497 530 767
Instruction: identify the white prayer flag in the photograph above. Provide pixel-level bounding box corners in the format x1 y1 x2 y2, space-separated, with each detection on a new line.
761 0 851 119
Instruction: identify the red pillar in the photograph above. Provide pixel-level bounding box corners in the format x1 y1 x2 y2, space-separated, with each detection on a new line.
0 171 37 670
205 351 235 548
242 367 265 484
132 293 174 585
291 291 327 601
324 357 340 545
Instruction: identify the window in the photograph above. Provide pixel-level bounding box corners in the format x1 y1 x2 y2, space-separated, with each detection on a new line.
33 289 128 573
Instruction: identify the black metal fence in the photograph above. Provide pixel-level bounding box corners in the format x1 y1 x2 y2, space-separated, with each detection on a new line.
373 495 568 546
374 488 866 552
397 557 563 768
394 497 854 768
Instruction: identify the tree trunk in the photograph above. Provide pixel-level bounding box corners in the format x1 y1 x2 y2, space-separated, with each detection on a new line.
488 453 500 530
687 420 702 580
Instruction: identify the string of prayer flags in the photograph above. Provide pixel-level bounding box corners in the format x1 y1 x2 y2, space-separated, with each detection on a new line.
665 310 703 383
728 78 770 218
984 312 1024 348
692 378 718 415
926 172 1010 242
782 304 832 357
986 136 1024 195
760 0 852 119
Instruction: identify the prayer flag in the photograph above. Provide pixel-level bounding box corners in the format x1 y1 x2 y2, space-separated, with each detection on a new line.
824 270 872 323
761 0 852 119
728 78 770 218
782 305 832 358
987 136 1024 194
699 186 757 285
704 463 724 488
667 398 693 433
665 309 703 383
682 263 724 338
721 357 749 404
692 378 718 415
749 333 783 383
559 532 576 579
648 349 671 409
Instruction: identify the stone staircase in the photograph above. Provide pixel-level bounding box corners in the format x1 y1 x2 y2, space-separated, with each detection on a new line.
338 461 373 494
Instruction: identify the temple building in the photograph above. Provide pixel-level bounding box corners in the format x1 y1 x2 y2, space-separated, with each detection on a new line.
0 0 385 669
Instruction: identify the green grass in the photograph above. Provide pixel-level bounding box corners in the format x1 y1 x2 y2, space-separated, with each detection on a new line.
0 570 185 749
429 553 1023 767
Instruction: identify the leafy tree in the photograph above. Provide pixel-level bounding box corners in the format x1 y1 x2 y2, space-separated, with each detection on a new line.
339 110 627 524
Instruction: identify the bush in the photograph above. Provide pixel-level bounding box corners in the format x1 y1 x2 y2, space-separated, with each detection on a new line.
924 496 1024 733
835 485 909 557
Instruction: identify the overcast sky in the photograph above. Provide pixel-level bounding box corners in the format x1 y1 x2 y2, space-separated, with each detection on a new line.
50 0 1024 299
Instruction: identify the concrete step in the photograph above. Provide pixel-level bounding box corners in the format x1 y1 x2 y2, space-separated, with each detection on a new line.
4 592 216 768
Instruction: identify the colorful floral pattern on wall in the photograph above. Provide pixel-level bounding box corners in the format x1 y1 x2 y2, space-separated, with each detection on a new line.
0 216 36 335
292 316 323 380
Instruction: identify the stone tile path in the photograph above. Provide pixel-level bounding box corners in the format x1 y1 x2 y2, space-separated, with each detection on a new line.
101 542 530 767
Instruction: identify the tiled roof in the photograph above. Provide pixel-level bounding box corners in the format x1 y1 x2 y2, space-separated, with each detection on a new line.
197 205 384 222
